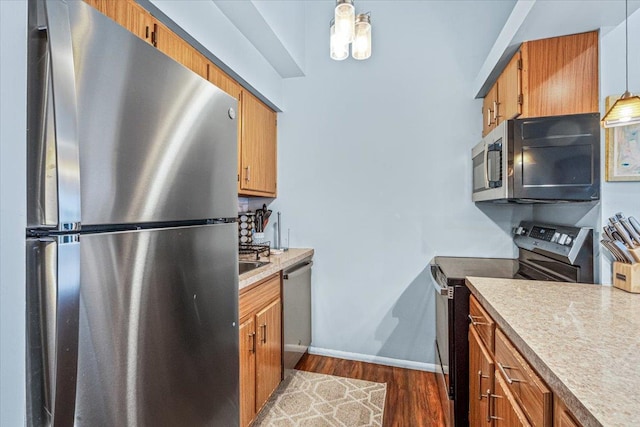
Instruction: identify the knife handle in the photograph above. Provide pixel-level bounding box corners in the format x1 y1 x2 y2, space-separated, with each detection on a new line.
613 222 635 248
629 217 640 236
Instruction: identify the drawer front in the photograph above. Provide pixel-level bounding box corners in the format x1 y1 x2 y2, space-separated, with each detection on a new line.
495 329 552 427
239 273 280 320
470 295 496 355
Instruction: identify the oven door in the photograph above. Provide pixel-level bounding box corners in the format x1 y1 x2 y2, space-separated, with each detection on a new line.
431 265 454 425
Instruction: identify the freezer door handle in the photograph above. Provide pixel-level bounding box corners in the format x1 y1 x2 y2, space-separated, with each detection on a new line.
28 236 81 426
44 0 82 230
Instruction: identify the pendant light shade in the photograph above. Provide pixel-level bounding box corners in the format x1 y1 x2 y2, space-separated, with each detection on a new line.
602 0 640 127
334 0 355 43
352 13 372 60
330 19 349 61
602 91 640 127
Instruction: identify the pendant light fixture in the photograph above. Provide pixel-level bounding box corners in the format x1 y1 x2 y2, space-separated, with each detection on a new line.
602 0 640 127
330 19 349 61
352 13 372 60
330 0 372 61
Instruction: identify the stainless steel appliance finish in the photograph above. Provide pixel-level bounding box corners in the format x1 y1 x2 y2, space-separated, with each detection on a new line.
282 259 313 370
472 113 601 203
26 1 239 425
431 221 595 427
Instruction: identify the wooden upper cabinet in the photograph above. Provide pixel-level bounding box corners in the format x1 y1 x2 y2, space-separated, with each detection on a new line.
84 0 153 43
482 31 598 135
482 83 498 136
207 62 242 100
521 31 598 117
497 50 522 123
153 22 207 79
240 91 277 197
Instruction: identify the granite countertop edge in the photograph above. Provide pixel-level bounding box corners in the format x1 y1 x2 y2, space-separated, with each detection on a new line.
465 277 600 427
239 248 314 290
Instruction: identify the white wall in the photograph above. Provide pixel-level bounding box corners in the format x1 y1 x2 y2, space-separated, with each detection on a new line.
599 9 640 283
269 0 529 368
0 1 27 425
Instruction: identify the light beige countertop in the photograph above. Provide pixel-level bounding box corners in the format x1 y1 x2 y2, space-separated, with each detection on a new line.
239 248 314 290
466 277 640 427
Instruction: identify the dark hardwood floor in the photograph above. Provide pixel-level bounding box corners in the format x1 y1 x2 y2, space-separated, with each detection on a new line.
295 353 446 427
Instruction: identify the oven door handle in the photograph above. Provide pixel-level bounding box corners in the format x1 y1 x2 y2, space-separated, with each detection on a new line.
433 279 453 299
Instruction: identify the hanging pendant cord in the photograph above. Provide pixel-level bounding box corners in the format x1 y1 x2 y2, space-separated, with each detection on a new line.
625 0 629 92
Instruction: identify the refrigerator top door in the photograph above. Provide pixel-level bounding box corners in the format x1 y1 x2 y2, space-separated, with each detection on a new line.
68 1 238 225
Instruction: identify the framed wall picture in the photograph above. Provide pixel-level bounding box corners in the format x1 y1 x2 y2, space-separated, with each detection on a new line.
605 95 640 182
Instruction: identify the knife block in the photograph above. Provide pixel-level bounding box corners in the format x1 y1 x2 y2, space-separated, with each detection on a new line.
612 262 640 293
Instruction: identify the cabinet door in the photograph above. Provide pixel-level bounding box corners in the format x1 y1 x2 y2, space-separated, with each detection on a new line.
492 371 531 427
521 31 598 117
255 298 282 410
84 0 153 44
553 396 581 427
154 22 207 78
239 317 256 427
240 91 277 196
207 62 242 100
497 51 522 122
469 326 494 427
482 83 498 137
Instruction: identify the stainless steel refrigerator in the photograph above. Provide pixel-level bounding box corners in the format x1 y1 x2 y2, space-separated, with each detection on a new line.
26 1 239 425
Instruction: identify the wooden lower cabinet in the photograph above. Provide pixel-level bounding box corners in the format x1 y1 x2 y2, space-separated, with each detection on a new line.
554 396 582 427
239 274 282 427
239 317 257 427
469 325 494 427
492 371 532 426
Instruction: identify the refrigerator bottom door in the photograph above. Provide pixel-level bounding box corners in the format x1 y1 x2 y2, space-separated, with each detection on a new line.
74 223 239 426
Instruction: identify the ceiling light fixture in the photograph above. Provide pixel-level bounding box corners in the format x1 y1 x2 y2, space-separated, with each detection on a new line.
330 0 371 61
602 0 640 127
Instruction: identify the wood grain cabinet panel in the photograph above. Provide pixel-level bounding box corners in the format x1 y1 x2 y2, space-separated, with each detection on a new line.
494 329 552 427
84 0 153 43
492 371 532 427
553 395 582 427
482 83 499 137
522 31 598 118
469 325 495 427
240 90 277 197
482 31 598 133
470 295 496 355
238 273 282 427
497 50 522 122
239 317 256 427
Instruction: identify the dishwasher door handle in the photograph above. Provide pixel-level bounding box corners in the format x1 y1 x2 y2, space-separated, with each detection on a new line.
283 260 313 280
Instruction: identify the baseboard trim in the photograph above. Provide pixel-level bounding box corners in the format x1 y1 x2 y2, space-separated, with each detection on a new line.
307 346 438 373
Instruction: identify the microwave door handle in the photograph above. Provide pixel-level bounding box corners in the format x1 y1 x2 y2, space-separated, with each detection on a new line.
484 141 490 188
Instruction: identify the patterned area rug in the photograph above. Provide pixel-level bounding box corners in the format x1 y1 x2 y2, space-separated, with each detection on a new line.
253 370 387 426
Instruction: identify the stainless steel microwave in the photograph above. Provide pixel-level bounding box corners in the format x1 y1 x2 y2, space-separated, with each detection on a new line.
472 113 600 203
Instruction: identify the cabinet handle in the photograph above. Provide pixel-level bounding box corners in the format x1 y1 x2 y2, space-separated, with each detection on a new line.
249 332 256 353
487 390 502 422
151 23 157 47
497 362 523 384
245 166 251 182
260 323 267 343
486 108 492 127
468 314 489 326
493 100 499 122
478 370 484 400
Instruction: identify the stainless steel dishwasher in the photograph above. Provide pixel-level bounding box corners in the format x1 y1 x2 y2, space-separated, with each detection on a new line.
282 258 313 371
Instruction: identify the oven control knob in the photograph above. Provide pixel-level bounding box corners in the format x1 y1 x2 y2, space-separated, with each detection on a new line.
513 227 528 236
565 236 573 246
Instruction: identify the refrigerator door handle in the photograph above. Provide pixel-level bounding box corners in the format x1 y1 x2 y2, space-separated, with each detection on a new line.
51 235 81 425
28 236 81 425
43 0 81 231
